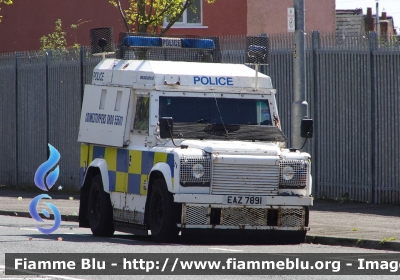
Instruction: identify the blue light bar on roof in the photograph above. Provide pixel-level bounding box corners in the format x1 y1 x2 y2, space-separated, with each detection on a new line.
181 38 215 49
122 36 161 47
122 36 215 50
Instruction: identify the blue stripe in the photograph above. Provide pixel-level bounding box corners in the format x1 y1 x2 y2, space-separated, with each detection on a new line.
141 151 154 175
117 149 129 172
108 171 116 191
93 146 105 160
128 174 141 194
167 153 174 177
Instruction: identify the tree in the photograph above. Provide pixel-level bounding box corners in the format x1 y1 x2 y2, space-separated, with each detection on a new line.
109 0 216 34
0 0 13 23
40 19 90 51
40 19 67 51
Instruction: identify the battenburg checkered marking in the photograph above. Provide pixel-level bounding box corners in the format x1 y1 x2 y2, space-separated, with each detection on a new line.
80 144 174 194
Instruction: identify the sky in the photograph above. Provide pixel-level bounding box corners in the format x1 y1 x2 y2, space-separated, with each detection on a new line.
336 0 400 32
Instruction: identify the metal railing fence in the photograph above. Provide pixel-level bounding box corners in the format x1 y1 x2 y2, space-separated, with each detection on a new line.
0 31 399 203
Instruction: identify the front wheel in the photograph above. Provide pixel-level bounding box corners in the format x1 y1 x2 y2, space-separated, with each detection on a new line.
149 179 179 243
88 174 114 237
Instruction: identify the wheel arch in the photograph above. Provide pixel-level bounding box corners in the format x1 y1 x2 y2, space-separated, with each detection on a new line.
85 158 110 193
150 162 174 192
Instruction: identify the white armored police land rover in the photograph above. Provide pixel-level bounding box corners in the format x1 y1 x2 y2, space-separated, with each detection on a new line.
78 32 313 243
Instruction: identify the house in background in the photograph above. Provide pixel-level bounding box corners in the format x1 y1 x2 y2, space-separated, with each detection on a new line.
0 0 335 53
336 7 397 38
164 0 335 37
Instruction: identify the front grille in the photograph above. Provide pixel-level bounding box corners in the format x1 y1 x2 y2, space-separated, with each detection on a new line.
278 208 305 227
184 205 209 225
211 163 279 195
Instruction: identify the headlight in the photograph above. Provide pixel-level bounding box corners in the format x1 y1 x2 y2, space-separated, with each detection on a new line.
180 156 211 186
281 166 295 180
192 164 205 178
279 160 309 188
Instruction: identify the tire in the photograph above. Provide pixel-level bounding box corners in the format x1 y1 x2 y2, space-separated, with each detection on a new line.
149 179 179 243
88 174 114 237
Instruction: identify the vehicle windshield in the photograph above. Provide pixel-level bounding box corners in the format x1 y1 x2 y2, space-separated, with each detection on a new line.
158 96 287 142
159 96 271 125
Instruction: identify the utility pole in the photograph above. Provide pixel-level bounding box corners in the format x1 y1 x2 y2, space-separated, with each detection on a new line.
291 0 308 149
375 0 379 36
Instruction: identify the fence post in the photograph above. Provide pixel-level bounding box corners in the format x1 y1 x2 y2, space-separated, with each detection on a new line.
45 50 52 157
369 31 377 203
14 52 19 188
80 46 86 102
311 31 320 197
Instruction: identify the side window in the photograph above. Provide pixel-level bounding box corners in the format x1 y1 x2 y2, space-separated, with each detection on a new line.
164 0 203 27
133 96 149 131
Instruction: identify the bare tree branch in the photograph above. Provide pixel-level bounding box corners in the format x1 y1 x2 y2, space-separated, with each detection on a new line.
161 0 195 35
116 0 130 32
146 1 174 26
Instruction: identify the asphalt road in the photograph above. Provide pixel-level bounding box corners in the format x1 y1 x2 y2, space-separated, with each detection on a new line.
0 215 399 280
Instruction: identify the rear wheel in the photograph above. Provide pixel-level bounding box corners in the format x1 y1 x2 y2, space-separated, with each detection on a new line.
88 174 114 236
149 179 179 243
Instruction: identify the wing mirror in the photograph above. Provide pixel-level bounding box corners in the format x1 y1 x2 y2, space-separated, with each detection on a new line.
159 117 173 139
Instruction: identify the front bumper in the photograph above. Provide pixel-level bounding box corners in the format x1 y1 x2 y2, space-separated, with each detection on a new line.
179 203 309 231
174 194 313 206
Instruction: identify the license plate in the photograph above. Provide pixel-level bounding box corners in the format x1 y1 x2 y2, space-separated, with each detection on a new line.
226 196 263 205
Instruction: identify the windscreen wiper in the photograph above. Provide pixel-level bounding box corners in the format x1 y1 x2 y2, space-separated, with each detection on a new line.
194 118 212 123
203 123 240 136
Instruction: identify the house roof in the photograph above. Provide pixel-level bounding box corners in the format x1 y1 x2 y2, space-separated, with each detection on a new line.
336 8 397 35
336 9 364 34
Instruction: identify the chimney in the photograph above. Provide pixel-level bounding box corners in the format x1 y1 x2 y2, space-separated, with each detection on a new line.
364 7 375 32
379 9 393 39
367 7 372 17
380 21 388 39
